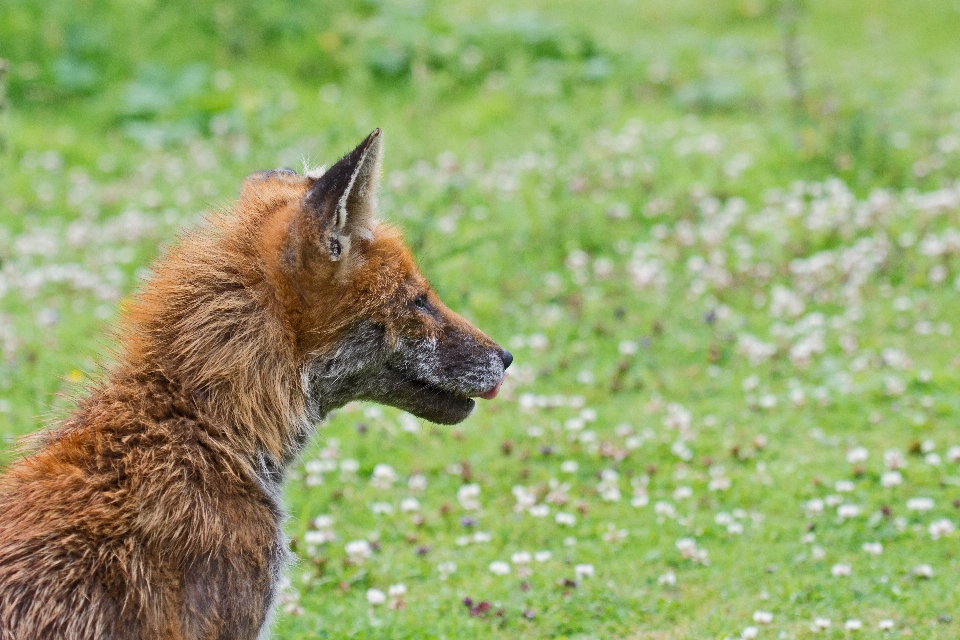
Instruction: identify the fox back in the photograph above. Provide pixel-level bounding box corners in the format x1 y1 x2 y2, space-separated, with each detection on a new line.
0 130 511 639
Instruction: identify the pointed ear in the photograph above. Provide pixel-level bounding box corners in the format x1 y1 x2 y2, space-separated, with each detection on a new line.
304 129 383 261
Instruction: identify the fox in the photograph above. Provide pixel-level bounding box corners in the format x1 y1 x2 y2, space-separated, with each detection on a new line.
0 129 512 639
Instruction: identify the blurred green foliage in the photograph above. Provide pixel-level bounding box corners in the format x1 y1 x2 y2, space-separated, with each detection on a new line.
4 0 960 190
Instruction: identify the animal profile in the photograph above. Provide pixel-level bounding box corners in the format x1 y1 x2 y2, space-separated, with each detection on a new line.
0 129 511 639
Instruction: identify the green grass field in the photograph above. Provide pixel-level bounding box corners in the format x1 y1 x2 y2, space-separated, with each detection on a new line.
3 0 960 637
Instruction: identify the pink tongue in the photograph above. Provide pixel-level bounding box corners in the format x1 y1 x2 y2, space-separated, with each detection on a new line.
480 374 507 400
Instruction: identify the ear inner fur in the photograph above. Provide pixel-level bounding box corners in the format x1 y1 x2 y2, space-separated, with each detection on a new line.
304 129 382 251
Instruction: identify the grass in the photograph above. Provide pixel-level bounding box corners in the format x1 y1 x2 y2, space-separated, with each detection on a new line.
2 0 960 637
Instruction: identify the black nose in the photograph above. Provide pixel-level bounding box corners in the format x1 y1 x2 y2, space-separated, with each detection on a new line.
501 350 513 369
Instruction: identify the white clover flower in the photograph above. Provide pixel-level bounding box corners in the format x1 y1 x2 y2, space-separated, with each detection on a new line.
345 540 372 564
676 538 696 554
457 483 481 510
756 393 776 409
769 285 804 318
753 610 773 624
529 334 549 350
555 512 577 526
370 502 393 515
512 485 537 512
304 459 328 474
913 564 933 578
511 551 532 565
560 460 579 473
400 497 420 513
631 493 650 507
574 564 595 579
437 561 457 579
408 473 428 491
741 626 758 639
929 518 954 540
489 561 510 576
657 571 676 586
602 523 628 543
883 449 907 470
670 440 693 461
529 504 550 517
846 447 868 464
655 501 677 519
845 619 862 630
880 471 903 487
906 497 934 512
397 412 420 433
831 563 851 577
708 475 731 491
304 530 334 546
388 583 407 597
618 340 638 355
366 588 386 605
947 446 960 463
546 479 571 505
599 487 622 502
676 538 709 564
663 403 693 430
837 504 860 519
884 376 906 396
597 469 621 502
813 617 831 630
370 464 398 489
737 334 777 364
878 619 894 630
805 498 825 516
862 542 883 555
789 387 806 406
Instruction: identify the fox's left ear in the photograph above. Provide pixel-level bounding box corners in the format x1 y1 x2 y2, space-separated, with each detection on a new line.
304 129 383 261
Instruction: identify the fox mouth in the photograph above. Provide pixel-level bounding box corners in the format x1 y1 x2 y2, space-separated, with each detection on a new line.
375 365 499 425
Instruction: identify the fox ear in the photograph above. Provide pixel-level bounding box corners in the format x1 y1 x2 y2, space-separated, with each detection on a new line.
304 129 383 261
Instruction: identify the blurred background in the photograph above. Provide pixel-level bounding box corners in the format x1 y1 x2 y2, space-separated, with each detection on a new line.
3 0 959 174
3 1 960 637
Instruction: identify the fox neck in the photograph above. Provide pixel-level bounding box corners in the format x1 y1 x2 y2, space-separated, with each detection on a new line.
118 219 321 474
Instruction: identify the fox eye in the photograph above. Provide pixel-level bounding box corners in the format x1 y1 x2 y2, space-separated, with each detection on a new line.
413 295 428 309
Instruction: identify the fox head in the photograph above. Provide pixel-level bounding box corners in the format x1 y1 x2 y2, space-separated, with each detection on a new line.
242 129 511 426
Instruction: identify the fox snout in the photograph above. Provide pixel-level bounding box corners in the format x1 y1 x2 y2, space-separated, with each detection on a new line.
382 321 513 424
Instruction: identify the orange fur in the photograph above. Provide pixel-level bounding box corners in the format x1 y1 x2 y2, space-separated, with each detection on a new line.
0 131 510 639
